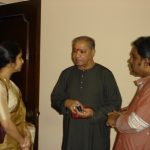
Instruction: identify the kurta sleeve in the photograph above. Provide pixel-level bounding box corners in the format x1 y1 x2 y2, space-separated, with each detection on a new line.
51 70 70 114
93 70 122 121
0 81 10 121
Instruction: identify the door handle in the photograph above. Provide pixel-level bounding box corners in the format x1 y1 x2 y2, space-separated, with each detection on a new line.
26 109 40 124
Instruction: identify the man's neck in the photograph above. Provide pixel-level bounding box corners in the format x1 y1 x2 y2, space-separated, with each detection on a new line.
78 61 95 70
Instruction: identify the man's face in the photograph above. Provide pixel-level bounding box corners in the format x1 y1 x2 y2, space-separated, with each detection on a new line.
128 47 145 77
72 41 95 69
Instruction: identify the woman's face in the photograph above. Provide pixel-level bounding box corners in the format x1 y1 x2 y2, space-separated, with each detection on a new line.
13 51 24 72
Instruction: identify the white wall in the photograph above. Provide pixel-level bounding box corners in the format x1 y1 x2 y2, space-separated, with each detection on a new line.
39 0 150 149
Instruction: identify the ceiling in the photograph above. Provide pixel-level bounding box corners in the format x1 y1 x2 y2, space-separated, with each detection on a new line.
0 0 28 5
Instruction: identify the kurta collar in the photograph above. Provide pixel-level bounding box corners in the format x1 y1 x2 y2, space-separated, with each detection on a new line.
76 63 97 72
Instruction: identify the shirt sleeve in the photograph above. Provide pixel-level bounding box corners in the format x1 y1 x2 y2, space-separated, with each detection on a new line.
0 81 10 121
134 85 150 124
116 82 150 133
128 112 150 132
116 112 150 133
116 114 136 133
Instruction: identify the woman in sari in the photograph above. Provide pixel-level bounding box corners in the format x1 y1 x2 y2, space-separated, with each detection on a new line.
0 41 32 150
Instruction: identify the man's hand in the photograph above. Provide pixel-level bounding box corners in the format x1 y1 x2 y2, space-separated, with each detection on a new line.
64 99 94 119
64 99 83 114
78 107 94 118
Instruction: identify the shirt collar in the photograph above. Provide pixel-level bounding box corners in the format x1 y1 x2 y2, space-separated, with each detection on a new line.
135 75 150 87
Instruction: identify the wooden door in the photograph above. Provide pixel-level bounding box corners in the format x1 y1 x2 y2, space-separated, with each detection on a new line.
0 1 41 149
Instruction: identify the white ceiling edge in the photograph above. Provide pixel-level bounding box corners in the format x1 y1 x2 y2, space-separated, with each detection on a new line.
0 0 28 5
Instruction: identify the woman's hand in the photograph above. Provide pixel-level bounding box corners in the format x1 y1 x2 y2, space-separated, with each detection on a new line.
21 146 30 150
20 136 31 150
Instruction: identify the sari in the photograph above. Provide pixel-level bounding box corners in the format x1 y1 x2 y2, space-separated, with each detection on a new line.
0 79 35 150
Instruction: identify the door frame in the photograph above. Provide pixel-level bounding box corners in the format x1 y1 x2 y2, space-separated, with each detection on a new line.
0 1 41 149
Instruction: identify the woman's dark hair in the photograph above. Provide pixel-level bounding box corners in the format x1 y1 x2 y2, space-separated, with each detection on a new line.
72 36 95 50
132 36 150 60
0 41 21 68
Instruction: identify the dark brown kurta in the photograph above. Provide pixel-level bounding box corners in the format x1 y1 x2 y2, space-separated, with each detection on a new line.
51 64 122 150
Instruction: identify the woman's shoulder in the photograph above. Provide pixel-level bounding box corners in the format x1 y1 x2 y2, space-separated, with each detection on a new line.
9 80 20 91
0 80 5 89
0 79 8 91
0 80 8 98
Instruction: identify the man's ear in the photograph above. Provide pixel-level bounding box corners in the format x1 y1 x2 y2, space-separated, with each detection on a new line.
143 58 150 67
92 49 95 57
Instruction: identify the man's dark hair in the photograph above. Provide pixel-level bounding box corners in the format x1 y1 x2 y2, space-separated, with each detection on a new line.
132 36 150 60
72 36 95 50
